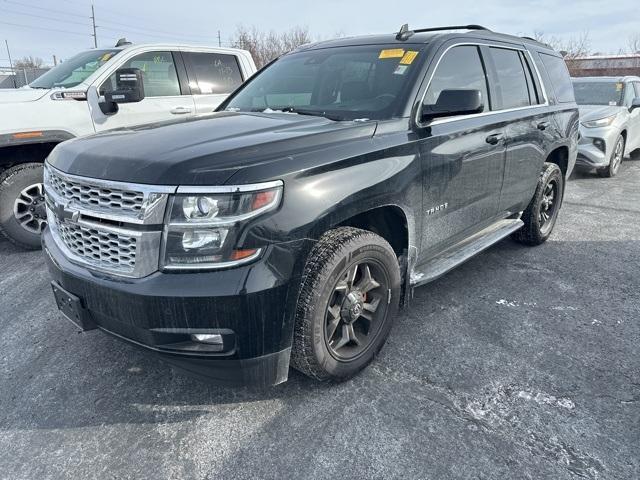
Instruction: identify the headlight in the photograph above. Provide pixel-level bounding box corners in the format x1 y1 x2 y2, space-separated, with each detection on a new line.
161 181 283 270
581 115 616 128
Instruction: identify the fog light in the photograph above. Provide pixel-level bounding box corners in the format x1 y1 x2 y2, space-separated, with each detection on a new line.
191 333 223 345
593 138 606 152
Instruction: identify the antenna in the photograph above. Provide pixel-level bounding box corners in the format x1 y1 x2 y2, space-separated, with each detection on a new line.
396 24 414 41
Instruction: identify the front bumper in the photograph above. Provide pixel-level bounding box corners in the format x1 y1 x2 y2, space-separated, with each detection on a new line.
43 227 313 386
576 125 620 168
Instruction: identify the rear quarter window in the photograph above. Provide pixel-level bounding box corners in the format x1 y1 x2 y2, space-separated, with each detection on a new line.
538 53 575 103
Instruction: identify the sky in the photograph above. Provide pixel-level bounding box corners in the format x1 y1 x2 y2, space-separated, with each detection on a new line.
1 0 639 65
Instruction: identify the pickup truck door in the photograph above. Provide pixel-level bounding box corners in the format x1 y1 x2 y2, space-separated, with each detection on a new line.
417 45 505 258
181 51 246 115
91 50 195 132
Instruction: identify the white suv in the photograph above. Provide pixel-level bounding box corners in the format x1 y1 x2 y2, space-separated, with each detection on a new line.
0 41 256 248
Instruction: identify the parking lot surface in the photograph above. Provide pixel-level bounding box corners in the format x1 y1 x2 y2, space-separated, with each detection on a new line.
1 160 639 480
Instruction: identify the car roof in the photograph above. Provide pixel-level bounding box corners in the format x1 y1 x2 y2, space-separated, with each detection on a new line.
295 26 556 53
572 76 640 83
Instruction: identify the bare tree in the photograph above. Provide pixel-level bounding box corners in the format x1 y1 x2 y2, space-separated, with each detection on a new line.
628 33 640 54
533 30 591 58
14 56 45 69
230 25 312 68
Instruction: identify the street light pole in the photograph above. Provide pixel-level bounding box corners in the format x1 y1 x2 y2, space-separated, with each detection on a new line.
5 39 17 88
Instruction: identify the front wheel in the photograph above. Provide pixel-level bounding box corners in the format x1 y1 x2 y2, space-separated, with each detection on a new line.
597 134 624 178
0 163 46 250
512 162 564 246
291 227 401 381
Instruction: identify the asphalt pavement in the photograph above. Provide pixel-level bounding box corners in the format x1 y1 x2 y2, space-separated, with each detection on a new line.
1 159 639 480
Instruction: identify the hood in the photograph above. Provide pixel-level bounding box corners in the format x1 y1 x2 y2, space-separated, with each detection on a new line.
47 112 377 185
578 105 623 122
0 87 50 103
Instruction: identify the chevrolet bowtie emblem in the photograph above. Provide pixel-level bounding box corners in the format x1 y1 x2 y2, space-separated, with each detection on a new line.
53 200 80 223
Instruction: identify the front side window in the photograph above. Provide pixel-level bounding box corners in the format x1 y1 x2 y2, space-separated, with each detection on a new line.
224 44 426 121
423 45 489 112
30 49 119 89
490 47 531 109
623 82 635 106
572 81 624 106
100 51 181 97
183 52 243 94
539 53 575 103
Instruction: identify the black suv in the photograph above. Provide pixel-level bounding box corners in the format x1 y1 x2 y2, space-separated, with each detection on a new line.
43 25 578 386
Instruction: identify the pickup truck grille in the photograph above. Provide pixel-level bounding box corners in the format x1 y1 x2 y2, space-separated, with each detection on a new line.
44 164 174 278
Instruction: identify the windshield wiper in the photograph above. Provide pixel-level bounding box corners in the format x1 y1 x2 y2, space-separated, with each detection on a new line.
253 106 343 121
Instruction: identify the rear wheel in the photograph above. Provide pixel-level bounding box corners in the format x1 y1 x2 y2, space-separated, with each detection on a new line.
597 134 624 178
291 227 401 381
512 162 563 246
0 163 46 249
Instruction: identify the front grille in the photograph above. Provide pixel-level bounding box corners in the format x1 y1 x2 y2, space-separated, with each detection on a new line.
44 164 173 278
47 167 145 216
55 214 137 273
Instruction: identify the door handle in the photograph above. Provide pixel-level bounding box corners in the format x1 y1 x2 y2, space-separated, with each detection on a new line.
170 106 192 115
537 121 550 131
485 133 504 145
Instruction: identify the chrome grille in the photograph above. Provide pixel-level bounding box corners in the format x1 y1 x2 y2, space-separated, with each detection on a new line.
44 164 174 278
55 214 137 272
47 166 144 215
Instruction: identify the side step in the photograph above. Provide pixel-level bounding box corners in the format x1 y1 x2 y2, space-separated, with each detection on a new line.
411 219 524 287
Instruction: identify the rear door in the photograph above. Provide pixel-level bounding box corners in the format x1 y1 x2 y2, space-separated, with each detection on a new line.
484 45 552 214
93 50 195 131
181 51 246 115
417 44 506 258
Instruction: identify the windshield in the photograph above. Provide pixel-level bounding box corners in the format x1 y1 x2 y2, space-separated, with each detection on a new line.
29 49 120 89
572 81 624 106
224 45 426 121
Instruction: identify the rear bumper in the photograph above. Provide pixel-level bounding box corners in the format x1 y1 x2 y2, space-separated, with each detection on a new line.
43 227 313 386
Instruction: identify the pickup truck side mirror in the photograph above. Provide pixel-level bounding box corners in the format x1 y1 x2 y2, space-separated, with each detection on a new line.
630 97 640 112
100 68 145 115
421 89 484 122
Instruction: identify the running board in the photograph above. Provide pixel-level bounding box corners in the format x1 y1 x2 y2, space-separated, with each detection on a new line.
411 219 524 287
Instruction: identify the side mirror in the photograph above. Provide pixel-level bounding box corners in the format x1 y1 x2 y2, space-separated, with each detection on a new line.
630 97 640 112
104 68 145 104
421 89 483 122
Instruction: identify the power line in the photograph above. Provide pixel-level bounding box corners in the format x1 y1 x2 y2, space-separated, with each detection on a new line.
3 7 91 27
0 20 90 37
2 0 89 19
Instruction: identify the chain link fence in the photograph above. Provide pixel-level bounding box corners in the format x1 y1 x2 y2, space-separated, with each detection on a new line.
0 67 50 88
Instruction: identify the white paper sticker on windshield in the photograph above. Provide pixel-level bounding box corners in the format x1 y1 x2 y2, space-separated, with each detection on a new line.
609 101 617 106
394 65 409 75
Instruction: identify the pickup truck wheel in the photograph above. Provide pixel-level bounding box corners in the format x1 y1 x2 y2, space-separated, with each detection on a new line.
0 163 46 250
291 227 401 381
512 162 563 246
597 134 624 178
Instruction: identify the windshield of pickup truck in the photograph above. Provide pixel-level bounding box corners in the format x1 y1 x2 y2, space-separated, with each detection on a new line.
572 81 624 106
29 49 120 89
224 45 426 120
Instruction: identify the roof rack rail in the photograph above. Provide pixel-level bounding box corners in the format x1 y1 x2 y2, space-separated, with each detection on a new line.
395 24 490 41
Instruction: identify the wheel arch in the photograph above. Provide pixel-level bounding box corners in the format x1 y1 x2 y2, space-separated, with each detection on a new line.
546 145 569 178
0 130 75 171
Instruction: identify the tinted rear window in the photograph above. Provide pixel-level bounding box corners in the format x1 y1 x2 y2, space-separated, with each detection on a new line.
539 53 575 103
490 47 531 109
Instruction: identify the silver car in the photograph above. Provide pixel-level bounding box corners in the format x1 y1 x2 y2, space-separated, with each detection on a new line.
573 76 640 177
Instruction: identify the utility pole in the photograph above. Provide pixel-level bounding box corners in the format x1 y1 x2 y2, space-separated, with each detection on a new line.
91 4 98 48
52 55 58 66
5 39 17 88
217 30 221 47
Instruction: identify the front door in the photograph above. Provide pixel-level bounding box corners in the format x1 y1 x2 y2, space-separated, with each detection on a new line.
92 50 195 132
417 45 505 259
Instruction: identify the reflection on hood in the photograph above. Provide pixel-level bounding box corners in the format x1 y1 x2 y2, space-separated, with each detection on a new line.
578 105 623 122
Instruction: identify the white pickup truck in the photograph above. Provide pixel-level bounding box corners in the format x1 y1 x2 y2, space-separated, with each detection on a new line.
0 40 256 248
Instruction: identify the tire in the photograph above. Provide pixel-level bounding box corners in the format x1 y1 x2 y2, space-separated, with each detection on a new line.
291 227 401 381
597 134 624 178
0 163 46 250
512 162 564 246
